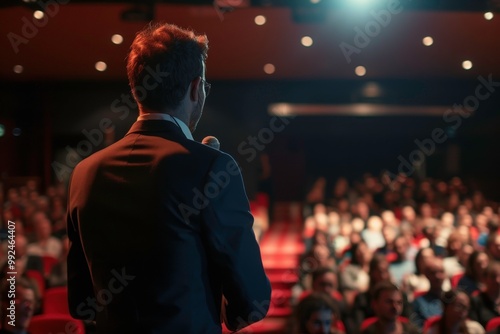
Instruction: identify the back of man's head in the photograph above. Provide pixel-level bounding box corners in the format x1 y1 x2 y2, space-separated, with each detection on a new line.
127 23 209 112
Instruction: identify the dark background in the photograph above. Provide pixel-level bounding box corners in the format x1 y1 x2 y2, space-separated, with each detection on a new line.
1 77 499 200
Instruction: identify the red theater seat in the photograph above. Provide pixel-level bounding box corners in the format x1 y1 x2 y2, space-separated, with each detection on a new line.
423 315 441 332
486 317 500 331
43 286 70 314
28 314 85 334
42 255 59 276
360 316 408 331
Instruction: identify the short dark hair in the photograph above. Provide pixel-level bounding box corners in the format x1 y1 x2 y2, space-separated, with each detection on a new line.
371 281 400 301
127 22 209 112
414 247 433 275
311 267 336 284
485 261 500 279
465 250 486 278
293 292 338 333
369 253 388 273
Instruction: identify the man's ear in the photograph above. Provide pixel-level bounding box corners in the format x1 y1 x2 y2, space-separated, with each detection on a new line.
189 77 202 103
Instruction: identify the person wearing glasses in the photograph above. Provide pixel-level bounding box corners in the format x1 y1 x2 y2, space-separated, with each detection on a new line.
66 23 271 334
424 289 484 334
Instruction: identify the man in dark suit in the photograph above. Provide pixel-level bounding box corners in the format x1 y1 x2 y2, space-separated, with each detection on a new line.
66 23 271 334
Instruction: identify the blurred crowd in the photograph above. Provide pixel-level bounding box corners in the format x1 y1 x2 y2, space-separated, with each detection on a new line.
1 173 500 334
0 180 69 332
288 174 500 334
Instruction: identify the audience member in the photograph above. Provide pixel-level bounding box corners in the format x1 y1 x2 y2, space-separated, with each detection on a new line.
289 292 345 334
0 235 43 280
389 235 416 285
340 240 371 294
422 221 447 257
403 247 435 301
412 257 446 329
469 261 500 328
0 277 37 334
332 222 352 259
486 233 500 262
457 250 489 295
361 216 385 251
352 254 412 326
425 289 485 334
375 225 399 261
443 231 468 278
48 235 69 287
360 281 419 334
26 215 62 258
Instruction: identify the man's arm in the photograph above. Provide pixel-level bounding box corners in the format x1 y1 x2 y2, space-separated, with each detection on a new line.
201 153 271 332
66 174 96 321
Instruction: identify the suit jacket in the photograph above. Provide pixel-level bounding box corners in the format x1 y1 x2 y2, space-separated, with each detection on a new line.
67 120 271 334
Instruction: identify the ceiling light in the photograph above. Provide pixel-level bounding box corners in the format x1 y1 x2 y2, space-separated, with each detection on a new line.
484 12 494 20
95 61 107 72
254 15 266 25
301 36 313 47
33 10 44 20
422 36 433 46
462 60 472 70
111 34 123 45
355 66 366 76
264 63 275 74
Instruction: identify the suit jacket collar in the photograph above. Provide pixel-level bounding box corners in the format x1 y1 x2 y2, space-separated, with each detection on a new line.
126 120 189 141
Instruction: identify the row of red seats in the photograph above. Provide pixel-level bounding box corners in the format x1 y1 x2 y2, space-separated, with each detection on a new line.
23 283 86 334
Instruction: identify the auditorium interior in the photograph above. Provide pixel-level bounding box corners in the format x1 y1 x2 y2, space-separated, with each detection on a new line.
1 0 500 333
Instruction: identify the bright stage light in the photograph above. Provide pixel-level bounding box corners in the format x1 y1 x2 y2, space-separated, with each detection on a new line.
462 60 472 70
422 36 433 46
301 36 313 47
484 12 494 20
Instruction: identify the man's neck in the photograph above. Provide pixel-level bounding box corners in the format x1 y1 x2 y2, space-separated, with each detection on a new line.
139 109 188 126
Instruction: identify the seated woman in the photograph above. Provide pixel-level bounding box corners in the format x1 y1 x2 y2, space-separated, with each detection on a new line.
425 289 484 334
457 250 488 295
340 240 371 305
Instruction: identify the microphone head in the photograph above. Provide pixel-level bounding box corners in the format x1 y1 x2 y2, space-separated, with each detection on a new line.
202 136 220 150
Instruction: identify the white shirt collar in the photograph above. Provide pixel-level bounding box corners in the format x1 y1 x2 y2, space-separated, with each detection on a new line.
137 113 193 140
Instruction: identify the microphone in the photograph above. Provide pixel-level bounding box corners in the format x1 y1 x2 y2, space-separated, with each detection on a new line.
202 136 220 150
